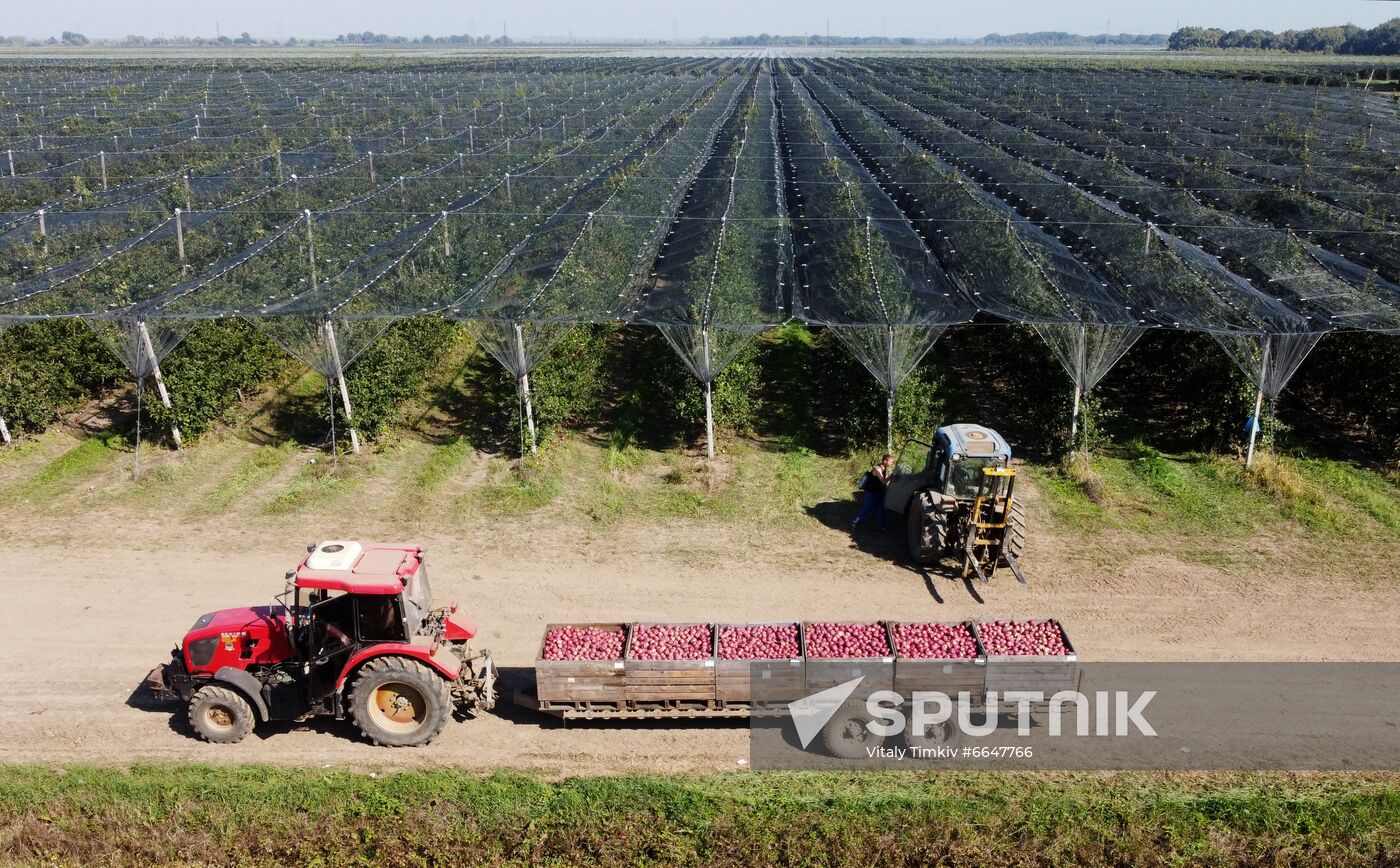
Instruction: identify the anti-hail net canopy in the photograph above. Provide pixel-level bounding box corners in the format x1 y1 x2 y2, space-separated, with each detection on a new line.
633 70 792 384
1 55 1397 436
779 71 970 396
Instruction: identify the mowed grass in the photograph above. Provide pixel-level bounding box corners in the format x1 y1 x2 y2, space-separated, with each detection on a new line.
0 765 1395 866
1032 441 1400 547
566 441 858 526
4 432 126 502
197 442 299 515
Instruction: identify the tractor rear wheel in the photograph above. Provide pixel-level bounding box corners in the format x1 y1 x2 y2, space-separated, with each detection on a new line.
1001 499 1028 565
907 491 946 566
188 685 256 744
349 656 451 747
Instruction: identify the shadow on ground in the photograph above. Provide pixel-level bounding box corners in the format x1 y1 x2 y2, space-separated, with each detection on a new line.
805 500 987 605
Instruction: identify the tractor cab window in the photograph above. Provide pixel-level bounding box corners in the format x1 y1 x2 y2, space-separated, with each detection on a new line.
357 594 407 642
946 457 1004 499
303 590 355 659
893 440 931 477
401 564 431 635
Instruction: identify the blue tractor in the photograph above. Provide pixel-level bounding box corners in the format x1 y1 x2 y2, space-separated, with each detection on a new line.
883 424 1029 583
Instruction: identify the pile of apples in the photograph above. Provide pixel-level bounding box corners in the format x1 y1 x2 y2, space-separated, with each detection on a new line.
718 624 800 660
977 619 1069 656
893 622 979 659
805 622 890 658
628 623 712 660
540 625 625 661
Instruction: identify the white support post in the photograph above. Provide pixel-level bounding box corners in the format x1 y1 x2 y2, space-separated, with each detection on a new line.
323 319 361 454
1245 337 1270 468
513 322 537 456
704 381 715 460
1070 323 1087 454
886 391 895 454
885 323 896 454
174 209 185 266
99 150 108 191
6 149 13 177
137 320 182 448
702 328 715 460
37 208 47 255
504 172 512 203
183 172 192 213
1244 382 1265 468
368 151 375 184
441 212 451 257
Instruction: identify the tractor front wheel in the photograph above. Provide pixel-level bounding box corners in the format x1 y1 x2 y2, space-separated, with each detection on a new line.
907 491 946 566
349 656 451 747
188 685 256 744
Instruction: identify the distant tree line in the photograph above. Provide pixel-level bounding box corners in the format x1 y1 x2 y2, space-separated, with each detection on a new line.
1169 18 1400 54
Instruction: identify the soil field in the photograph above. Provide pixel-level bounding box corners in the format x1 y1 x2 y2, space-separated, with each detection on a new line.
0 435 1395 774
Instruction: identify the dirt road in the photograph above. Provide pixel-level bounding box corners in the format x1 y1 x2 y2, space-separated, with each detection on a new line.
1 472 1394 775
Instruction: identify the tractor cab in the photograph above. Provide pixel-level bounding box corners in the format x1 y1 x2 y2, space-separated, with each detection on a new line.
885 424 1013 513
288 541 459 703
884 425 1029 584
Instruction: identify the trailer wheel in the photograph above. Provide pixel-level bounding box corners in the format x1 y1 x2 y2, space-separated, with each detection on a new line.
188 685 255 744
820 702 885 759
907 491 945 566
1001 499 1027 565
349 656 450 747
905 716 961 752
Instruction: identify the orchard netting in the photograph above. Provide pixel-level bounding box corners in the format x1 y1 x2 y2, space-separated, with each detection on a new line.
0 55 1396 462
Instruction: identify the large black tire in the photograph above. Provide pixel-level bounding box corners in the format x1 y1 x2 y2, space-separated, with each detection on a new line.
820 701 885 759
904 714 962 753
188 685 256 744
1001 499 1027 566
906 491 946 566
349 656 451 747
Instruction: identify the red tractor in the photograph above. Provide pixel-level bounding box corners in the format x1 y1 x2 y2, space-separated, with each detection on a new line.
146 541 495 747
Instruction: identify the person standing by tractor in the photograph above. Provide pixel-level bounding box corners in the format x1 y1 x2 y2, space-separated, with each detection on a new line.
853 453 893 531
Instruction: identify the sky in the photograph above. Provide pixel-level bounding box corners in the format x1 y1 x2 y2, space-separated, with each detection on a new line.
8 0 1400 42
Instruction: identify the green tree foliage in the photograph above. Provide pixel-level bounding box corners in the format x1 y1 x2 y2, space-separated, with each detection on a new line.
461 325 610 452
1289 331 1400 463
335 317 460 439
755 324 959 455
1170 19 1400 54
1097 331 1255 453
145 320 294 441
608 327 759 450
0 321 122 435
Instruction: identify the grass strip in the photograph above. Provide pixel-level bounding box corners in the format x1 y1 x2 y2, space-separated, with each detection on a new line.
0 766 1396 866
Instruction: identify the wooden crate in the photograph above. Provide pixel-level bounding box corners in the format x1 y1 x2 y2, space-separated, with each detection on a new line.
803 621 895 694
714 622 805 703
973 619 1078 700
534 622 628 703
890 620 987 700
624 622 717 702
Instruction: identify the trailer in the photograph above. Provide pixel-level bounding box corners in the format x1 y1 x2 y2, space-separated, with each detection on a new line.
515 619 1078 756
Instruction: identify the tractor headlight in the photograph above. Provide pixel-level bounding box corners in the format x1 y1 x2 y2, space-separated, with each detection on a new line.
953 453 964 461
